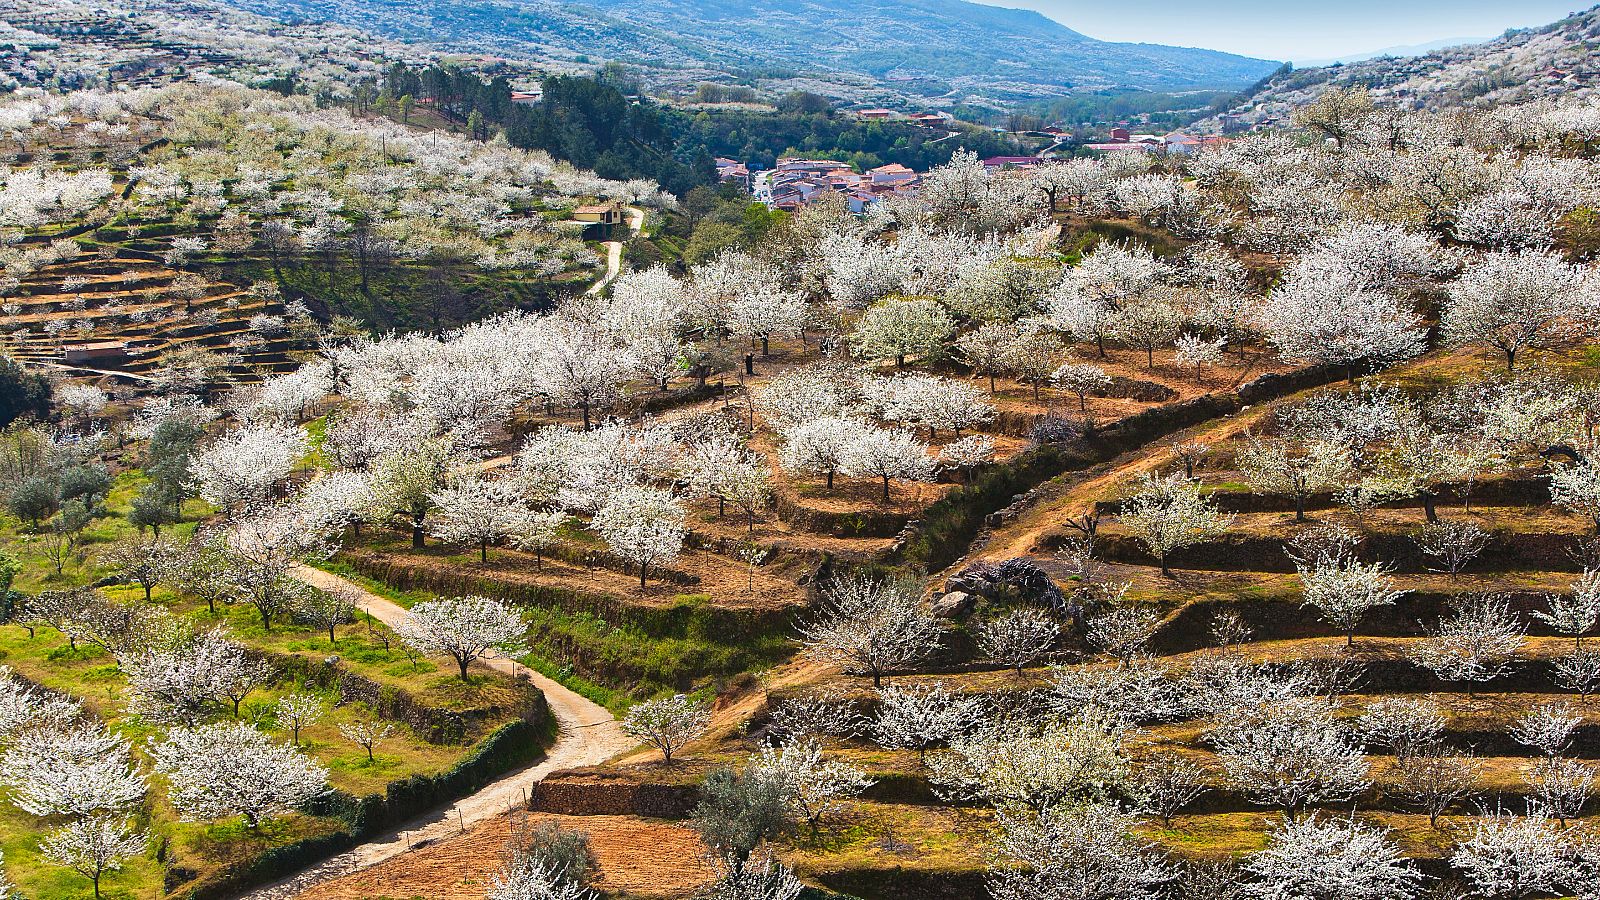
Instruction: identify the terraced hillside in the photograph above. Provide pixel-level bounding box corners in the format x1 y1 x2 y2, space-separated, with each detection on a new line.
498 347 1599 898
5 250 301 387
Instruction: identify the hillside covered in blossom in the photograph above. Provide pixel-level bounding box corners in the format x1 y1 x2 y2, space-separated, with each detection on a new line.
4 3 1600 900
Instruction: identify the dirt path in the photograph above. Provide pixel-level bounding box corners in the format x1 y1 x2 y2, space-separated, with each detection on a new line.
235 567 634 900
584 205 644 297
976 404 1270 563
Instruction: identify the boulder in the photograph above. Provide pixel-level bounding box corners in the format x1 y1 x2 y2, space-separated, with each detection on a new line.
930 590 976 619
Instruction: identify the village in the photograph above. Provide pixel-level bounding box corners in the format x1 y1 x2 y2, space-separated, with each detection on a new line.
717 108 1232 211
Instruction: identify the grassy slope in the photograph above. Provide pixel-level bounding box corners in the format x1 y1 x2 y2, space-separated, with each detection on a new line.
0 473 538 898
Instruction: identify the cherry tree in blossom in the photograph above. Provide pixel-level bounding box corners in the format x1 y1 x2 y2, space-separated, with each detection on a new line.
39 814 146 900
621 693 709 764
842 426 936 503
798 575 940 688
1443 248 1589 370
395 595 528 680
590 485 686 588
188 423 308 510
150 721 329 828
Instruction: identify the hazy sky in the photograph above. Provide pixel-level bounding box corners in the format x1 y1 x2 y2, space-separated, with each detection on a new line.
999 0 1583 63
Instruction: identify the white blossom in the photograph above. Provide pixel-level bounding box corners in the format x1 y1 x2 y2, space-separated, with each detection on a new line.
621 693 710 764
590 485 686 588
150 721 329 827
1243 815 1422 900
395 595 528 680
0 720 145 817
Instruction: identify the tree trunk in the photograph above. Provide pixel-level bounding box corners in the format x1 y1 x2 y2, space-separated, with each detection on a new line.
881 475 891 503
825 470 834 490
1422 492 1438 524
640 563 648 589
1294 493 1306 522
761 336 770 356
580 403 592 431
458 657 470 680
480 541 488 563
412 522 425 549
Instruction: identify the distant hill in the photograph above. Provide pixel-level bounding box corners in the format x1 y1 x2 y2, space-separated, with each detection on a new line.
1204 5 1600 131
216 0 1281 103
1295 36 1486 69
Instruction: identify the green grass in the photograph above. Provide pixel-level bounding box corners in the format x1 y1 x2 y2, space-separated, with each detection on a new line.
300 415 329 470
0 470 541 899
5 470 207 594
517 600 792 702
521 652 634 716
304 558 434 609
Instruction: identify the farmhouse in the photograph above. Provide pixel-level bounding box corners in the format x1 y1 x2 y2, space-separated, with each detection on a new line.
571 202 624 239
980 155 1041 172
715 157 751 189
62 340 130 366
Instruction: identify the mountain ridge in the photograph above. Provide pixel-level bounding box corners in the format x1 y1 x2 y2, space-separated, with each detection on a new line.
219 0 1281 103
1295 36 1487 68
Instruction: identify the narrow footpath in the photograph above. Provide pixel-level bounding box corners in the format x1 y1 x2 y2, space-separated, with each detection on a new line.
584 205 645 296
233 566 633 900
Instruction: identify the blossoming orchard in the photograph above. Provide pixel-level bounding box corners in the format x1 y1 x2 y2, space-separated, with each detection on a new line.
1 8 1599 896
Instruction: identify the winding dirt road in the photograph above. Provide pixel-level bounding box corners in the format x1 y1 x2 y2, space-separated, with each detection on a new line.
234 566 633 900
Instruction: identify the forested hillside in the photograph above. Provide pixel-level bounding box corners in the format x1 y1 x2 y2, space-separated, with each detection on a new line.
380 64 1026 194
